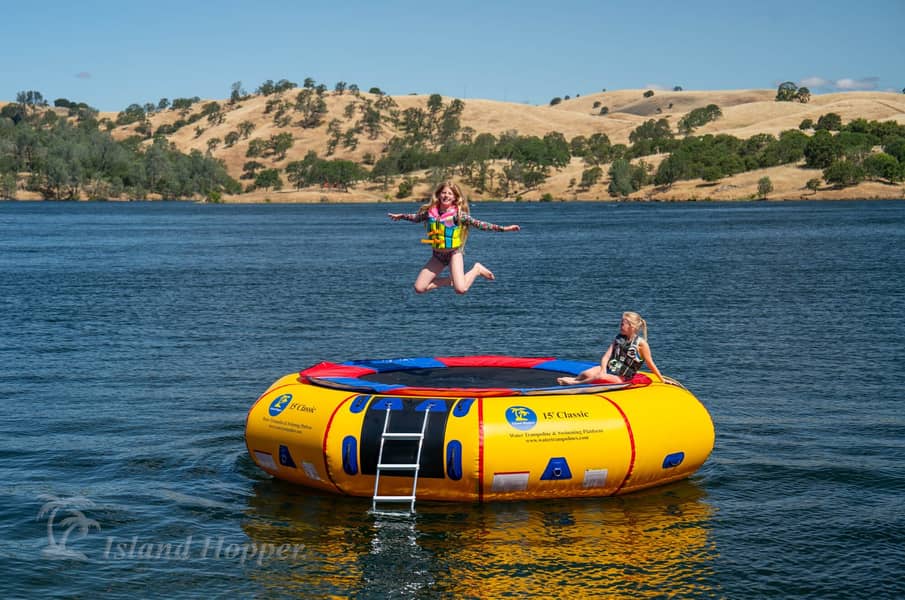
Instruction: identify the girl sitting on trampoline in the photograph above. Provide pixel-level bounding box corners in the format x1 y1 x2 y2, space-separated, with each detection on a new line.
558 312 664 385
388 182 520 294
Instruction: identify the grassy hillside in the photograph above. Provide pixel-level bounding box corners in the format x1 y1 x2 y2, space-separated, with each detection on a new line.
100 88 905 202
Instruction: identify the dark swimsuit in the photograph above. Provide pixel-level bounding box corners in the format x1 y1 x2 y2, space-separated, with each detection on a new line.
432 249 458 265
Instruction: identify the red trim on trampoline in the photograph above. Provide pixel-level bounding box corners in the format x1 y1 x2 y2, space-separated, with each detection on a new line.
588 373 651 386
602 395 636 494
437 355 555 368
298 362 378 382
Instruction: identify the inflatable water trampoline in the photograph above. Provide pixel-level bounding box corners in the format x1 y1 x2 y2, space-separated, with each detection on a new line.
245 356 714 508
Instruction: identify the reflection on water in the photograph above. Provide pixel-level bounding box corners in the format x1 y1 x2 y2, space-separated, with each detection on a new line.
242 478 717 598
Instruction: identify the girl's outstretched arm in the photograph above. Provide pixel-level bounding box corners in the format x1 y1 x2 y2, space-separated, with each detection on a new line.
460 214 520 232
388 212 424 222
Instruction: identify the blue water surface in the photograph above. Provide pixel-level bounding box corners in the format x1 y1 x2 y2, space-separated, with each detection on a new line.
0 199 903 599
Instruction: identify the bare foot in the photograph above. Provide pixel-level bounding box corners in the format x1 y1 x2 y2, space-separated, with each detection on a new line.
557 376 577 385
475 262 495 281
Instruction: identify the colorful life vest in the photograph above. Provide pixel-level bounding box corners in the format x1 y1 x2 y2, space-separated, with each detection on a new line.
607 334 644 378
423 206 463 249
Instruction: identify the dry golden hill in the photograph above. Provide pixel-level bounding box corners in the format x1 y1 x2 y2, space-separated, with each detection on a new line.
98 88 905 201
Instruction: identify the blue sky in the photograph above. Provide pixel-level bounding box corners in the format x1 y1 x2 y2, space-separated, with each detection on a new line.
2 0 903 112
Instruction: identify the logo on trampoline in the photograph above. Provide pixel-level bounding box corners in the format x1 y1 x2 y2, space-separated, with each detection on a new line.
506 406 537 431
268 394 293 416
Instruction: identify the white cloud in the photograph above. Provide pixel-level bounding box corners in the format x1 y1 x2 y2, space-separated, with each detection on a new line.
835 77 879 91
797 76 879 91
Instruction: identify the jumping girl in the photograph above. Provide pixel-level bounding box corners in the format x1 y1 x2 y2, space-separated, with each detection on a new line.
388 182 520 294
557 312 664 384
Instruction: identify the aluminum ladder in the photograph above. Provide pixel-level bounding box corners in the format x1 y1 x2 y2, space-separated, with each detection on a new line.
371 404 431 514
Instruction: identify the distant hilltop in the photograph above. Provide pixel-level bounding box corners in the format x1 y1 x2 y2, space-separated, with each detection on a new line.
3 85 905 202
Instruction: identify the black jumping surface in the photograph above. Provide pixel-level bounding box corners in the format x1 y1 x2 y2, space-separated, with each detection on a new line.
359 366 569 389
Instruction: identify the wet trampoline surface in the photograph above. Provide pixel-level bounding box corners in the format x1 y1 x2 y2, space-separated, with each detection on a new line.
358 366 569 389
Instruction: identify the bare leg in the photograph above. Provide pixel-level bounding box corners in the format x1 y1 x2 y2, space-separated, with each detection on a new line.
589 373 624 384
413 256 448 293
557 365 608 385
450 253 494 295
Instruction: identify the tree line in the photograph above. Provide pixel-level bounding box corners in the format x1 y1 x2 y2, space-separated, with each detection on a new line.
4 79 905 201
1 94 239 200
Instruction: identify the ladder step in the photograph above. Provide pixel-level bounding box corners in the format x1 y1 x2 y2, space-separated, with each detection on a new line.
378 463 420 469
373 495 415 502
383 432 423 440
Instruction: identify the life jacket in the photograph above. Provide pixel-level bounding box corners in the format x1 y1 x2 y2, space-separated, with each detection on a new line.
423 206 463 249
607 334 644 378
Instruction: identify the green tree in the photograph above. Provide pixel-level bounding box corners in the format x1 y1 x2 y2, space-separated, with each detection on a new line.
240 160 264 179
796 87 811 103
653 154 686 188
643 90 655 98
295 88 327 129
285 151 320 189
237 120 256 139
230 81 246 103
775 81 798 102
543 132 571 168
171 97 199 111
116 103 146 126
206 137 221 154
584 133 612 165
804 130 842 168
570 136 588 157
254 168 282 191
816 112 843 131
370 155 399 191
246 138 266 158
805 178 821 194
268 132 294 160
396 178 414 198
884 138 905 163
775 129 810 164
799 118 814 130
1 173 17 199
608 159 635 197
823 160 865 187
678 104 722 135
427 94 444 115
579 166 602 189
16 90 48 117
757 176 773 199
320 159 365 190
629 119 673 154
862 153 901 182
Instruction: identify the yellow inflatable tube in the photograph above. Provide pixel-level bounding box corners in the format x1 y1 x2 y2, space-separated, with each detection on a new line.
245 356 714 502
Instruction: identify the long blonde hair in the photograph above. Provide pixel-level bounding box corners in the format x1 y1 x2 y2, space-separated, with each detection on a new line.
622 311 649 340
418 181 471 244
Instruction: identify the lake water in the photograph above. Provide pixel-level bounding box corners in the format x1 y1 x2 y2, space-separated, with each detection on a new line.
1 199 903 599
